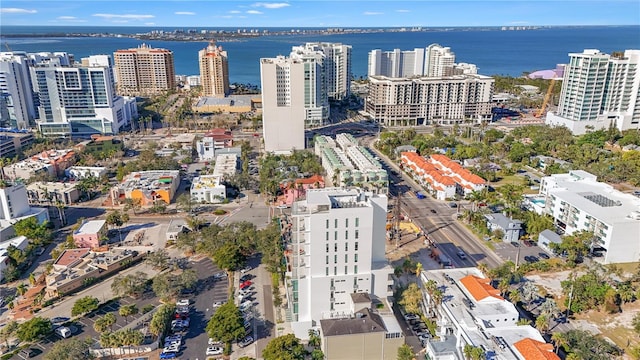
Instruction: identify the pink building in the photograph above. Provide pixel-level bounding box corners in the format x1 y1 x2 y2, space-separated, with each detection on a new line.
73 220 107 248
277 175 325 206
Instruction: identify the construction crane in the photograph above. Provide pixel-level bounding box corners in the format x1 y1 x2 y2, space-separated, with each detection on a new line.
535 77 558 118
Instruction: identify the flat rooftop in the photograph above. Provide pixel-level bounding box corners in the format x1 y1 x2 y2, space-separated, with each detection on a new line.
195 95 257 108
75 220 106 235
27 181 77 193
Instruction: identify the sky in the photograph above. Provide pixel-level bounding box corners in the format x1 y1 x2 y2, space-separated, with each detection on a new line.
1 0 639 28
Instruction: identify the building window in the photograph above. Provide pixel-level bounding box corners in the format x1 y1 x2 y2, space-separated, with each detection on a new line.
355 217 359 227
345 231 348 240
334 219 338 228
334 231 338 241
334 255 337 264
354 254 358 262
326 256 329 265
326 267 329 276
334 267 337 276
345 266 348 275
334 243 337 252
345 243 348 251
345 254 348 262
345 218 349 227
326 244 329 253
326 219 329 228
326 232 329 241
355 242 359 251
355 230 359 239
354 265 358 274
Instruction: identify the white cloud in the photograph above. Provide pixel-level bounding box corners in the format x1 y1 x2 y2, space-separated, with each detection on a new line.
0 8 37 14
396 9 410 13
252 2 290 9
229 10 241 14
92 13 155 20
57 16 77 20
363 11 383 15
145 22 155 25
175 11 196 15
246 10 263 14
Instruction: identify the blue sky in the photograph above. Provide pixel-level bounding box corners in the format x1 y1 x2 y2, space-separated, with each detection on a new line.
1 1 639 27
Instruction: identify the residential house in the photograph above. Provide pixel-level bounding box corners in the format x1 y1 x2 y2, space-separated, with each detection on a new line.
72 219 107 248
484 213 523 243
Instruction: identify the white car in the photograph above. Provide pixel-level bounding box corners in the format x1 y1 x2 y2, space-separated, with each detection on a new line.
403 313 419 321
239 300 253 311
206 346 224 355
208 338 222 346
212 301 223 308
238 336 254 347
176 299 190 307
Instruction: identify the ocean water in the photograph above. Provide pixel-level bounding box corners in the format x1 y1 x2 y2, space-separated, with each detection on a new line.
2 26 639 86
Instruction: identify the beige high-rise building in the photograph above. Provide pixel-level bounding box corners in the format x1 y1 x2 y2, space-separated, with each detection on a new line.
113 44 176 96
199 42 229 97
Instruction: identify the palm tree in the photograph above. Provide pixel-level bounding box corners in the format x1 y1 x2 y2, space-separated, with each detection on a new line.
508 289 521 304
551 332 567 354
519 282 539 308
535 315 550 334
539 298 560 319
16 283 28 296
308 329 321 348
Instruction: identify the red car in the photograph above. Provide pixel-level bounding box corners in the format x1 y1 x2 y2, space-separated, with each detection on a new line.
239 281 252 290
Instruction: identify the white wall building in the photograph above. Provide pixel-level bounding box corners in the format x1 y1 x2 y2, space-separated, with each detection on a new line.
368 44 475 78
420 268 557 360
0 235 28 282
30 54 135 137
212 154 238 177
0 52 37 129
546 49 640 135
286 188 393 339
538 170 640 263
295 42 352 101
260 56 306 153
190 175 226 203
65 166 107 179
0 184 49 228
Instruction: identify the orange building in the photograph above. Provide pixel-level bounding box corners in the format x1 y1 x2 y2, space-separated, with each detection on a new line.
111 170 180 206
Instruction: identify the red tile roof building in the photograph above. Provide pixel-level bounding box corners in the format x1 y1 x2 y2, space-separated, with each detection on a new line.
513 338 561 360
400 152 486 200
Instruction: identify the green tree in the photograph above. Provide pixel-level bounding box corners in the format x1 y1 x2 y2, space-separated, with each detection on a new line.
562 329 621 359
149 304 175 337
397 343 414 360
44 338 95 360
206 302 246 346
110 271 148 298
212 242 246 273
308 329 321 348
262 334 307 360
463 344 486 360
145 249 170 270
310 349 324 360
16 317 52 342
176 193 195 214
633 313 640 335
13 217 53 245
0 321 19 349
399 283 423 315
119 304 139 324
71 296 99 317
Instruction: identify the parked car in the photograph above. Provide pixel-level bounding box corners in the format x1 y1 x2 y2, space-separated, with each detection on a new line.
524 240 535 247
239 336 254 347
213 301 223 308
429 209 437 214
524 256 539 263
206 346 224 355
539 252 550 259
240 281 253 290
241 266 252 274
456 251 467 260
55 326 71 339
403 313 419 321
160 352 177 359
240 300 253 311
176 299 190 307
208 338 222 346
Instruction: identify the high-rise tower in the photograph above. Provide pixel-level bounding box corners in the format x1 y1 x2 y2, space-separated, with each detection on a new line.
199 42 230 98
113 44 176 96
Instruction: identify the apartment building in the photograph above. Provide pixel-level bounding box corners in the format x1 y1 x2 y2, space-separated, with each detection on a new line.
212 153 238 177
0 183 49 228
199 42 229 97
113 44 176 96
401 152 486 200
64 166 108 180
111 170 180 206
0 52 37 129
365 75 494 126
546 49 640 135
368 44 475 78
30 54 136 137
260 56 307 153
420 268 558 360
26 182 80 206
536 170 640 264
0 236 28 282
285 188 394 339
196 128 233 161
3 149 76 181
294 42 352 100
0 130 34 159
315 134 388 193
190 175 226 203
72 219 107 248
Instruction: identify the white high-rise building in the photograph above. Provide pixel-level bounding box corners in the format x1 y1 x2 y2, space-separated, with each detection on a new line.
286 188 393 339
289 46 330 127
30 54 135 137
546 49 640 135
294 42 352 100
368 44 464 78
0 52 37 129
260 56 307 153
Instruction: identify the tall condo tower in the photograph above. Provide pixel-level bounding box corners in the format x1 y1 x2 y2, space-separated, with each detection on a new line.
285 188 393 339
199 42 230 98
546 49 640 134
113 44 176 96
0 52 37 129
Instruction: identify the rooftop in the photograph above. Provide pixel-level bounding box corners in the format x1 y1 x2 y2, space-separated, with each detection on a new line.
293 188 385 215
191 175 224 189
196 95 257 108
119 170 180 193
54 248 90 267
485 213 523 231
212 154 238 177
513 338 560 360
27 181 77 193
320 308 387 337
74 220 106 235
459 274 504 302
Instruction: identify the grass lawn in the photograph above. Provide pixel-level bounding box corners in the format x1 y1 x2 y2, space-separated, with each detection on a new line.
490 175 538 194
575 302 640 352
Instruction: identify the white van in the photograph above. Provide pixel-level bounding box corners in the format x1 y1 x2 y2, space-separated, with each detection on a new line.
55 326 71 338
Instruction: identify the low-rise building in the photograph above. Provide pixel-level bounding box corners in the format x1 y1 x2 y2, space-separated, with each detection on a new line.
193 95 261 114
26 182 79 206
401 152 486 200
315 134 388 193
65 166 108 180
72 219 107 248
0 183 49 228
110 170 180 206
277 174 325 206
166 218 189 242
420 268 558 360
212 154 238 177
190 175 226 203
320 307 404 360
3 149 75 181
0 235 28 283
537 229 562 254
537 170 640 263
484 213 524 243
45 248 142 298
196 129 234 161
75 135 123 155
0 130 34 159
